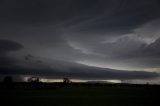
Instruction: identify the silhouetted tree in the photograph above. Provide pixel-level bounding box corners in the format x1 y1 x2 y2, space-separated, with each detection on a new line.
3 76 14 89
63 78 71 84
27 77 40 83
27 77 41 89
121 80 124 84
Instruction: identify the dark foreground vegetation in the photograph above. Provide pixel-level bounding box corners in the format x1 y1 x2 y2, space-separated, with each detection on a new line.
0 82 160 106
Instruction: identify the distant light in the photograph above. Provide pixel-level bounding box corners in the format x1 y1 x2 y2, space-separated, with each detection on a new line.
106 80 121 83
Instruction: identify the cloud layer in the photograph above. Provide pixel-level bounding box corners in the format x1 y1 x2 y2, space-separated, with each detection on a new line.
0 0 160 82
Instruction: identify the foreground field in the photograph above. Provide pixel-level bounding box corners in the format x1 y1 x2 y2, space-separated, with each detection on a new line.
0 85 159 106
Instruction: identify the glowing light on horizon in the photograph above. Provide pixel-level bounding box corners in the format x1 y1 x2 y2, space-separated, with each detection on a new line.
23 76 121 83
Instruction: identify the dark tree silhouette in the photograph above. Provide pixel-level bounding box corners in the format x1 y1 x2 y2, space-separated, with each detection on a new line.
63 78 71 84
27 77 42 89
3 76 13 83
27 77 40 83
3 76 14 89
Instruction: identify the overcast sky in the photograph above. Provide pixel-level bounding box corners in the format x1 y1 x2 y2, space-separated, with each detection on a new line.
0 0 160 83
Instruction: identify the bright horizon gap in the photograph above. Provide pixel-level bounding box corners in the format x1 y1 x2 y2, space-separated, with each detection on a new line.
23 77 121 83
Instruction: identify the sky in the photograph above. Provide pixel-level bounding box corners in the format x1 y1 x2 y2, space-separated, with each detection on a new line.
0 0 160 83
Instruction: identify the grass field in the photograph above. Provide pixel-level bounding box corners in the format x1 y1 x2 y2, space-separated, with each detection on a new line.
0 85 159 106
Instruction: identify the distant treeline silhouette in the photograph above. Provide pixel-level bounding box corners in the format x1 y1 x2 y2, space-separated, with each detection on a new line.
0 76 160 90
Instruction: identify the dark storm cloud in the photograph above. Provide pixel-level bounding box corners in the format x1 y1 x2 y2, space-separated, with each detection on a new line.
0 59 158 80
113 37 160 59
0 39 158 80
0 39 23 66
25 54 34 61
0 0 160 30
130 37 160 68
144 38 160 57
63 0 160 37
82 35 160 69
0 0 160 81
0 39 23 55
1 0 160 43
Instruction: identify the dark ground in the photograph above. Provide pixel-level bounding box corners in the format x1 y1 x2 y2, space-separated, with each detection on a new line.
0 83 160 106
